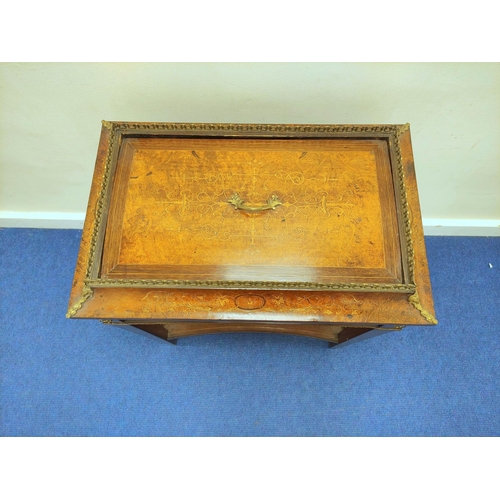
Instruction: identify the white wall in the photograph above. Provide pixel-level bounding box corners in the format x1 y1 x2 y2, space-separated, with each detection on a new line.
1 62 499 234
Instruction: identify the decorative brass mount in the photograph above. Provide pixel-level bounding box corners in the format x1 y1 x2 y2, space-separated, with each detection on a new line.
227 193 283 212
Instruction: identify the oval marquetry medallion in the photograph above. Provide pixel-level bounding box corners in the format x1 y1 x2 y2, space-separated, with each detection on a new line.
234 294 266 310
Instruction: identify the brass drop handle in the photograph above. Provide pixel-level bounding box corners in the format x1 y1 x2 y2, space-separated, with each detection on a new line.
227 193 283 212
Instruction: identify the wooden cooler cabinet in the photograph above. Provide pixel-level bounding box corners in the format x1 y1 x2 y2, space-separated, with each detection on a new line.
67 122 437 347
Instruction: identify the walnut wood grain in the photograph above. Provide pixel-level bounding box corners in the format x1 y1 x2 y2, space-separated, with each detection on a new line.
75 287 426 324
67 124 111 312
399 127 436 319
100 137 402 285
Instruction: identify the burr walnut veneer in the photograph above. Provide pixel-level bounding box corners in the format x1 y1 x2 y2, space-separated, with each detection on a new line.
67 122 437 347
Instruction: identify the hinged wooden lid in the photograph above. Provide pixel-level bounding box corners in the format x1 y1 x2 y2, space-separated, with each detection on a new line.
67 122 436 326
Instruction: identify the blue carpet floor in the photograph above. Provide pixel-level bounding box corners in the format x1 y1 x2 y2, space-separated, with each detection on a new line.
1 229 499 436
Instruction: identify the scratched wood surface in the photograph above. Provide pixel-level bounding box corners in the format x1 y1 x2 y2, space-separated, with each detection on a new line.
101 137 402 284
67 123 437 344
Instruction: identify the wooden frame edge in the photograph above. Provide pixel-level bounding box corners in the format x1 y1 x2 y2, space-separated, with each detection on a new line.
67 123 111 318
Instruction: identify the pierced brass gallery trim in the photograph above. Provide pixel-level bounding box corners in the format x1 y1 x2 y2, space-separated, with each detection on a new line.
85 123 117 281
66 285 94 318
102 123 400 133
85 278 416 292
101 120 113 130
393 125 415 286
408 292 438 324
